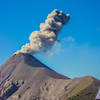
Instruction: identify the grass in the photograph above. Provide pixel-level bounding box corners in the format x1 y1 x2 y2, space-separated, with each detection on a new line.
64 78 95 100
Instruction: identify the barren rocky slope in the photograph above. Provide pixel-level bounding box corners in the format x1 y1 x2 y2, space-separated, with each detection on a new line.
0 53 100 100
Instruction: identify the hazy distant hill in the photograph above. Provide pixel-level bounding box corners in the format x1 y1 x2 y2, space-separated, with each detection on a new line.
0 53 100 100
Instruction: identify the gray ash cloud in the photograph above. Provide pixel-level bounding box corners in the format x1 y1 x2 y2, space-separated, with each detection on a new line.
16 9 70 55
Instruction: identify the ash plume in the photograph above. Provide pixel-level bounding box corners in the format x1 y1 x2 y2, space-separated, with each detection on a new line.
16 9 70 55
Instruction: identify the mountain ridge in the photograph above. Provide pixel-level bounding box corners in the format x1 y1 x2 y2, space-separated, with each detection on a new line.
0 53 100 100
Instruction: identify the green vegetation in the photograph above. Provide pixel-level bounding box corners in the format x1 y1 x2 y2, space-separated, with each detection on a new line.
67 78 93 98
64 78 99 100
66 86 97 100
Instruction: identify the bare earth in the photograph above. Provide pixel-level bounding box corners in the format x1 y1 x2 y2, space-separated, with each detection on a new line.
0 53 100 100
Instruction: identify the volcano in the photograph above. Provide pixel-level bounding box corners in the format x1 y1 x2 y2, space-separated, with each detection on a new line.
0 53 100 100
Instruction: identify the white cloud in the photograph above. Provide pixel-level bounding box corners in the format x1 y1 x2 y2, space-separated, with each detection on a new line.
45 36 75 56
62 36 75 42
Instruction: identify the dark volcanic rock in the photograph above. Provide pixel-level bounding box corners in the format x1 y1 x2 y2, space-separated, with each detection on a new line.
0 80 18 100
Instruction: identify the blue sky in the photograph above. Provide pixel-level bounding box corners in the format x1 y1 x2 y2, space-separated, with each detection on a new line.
0 0 100 79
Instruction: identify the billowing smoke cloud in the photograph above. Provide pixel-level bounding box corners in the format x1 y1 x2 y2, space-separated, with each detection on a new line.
16 9 70 55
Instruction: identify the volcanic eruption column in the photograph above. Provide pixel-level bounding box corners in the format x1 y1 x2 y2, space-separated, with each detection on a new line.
16 9 70 55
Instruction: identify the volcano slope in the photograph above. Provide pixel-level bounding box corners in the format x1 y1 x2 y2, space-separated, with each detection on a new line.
0 53 100 100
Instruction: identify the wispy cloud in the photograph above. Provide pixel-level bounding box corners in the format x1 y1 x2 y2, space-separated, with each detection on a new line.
45 36 75 56
62 36 75 42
